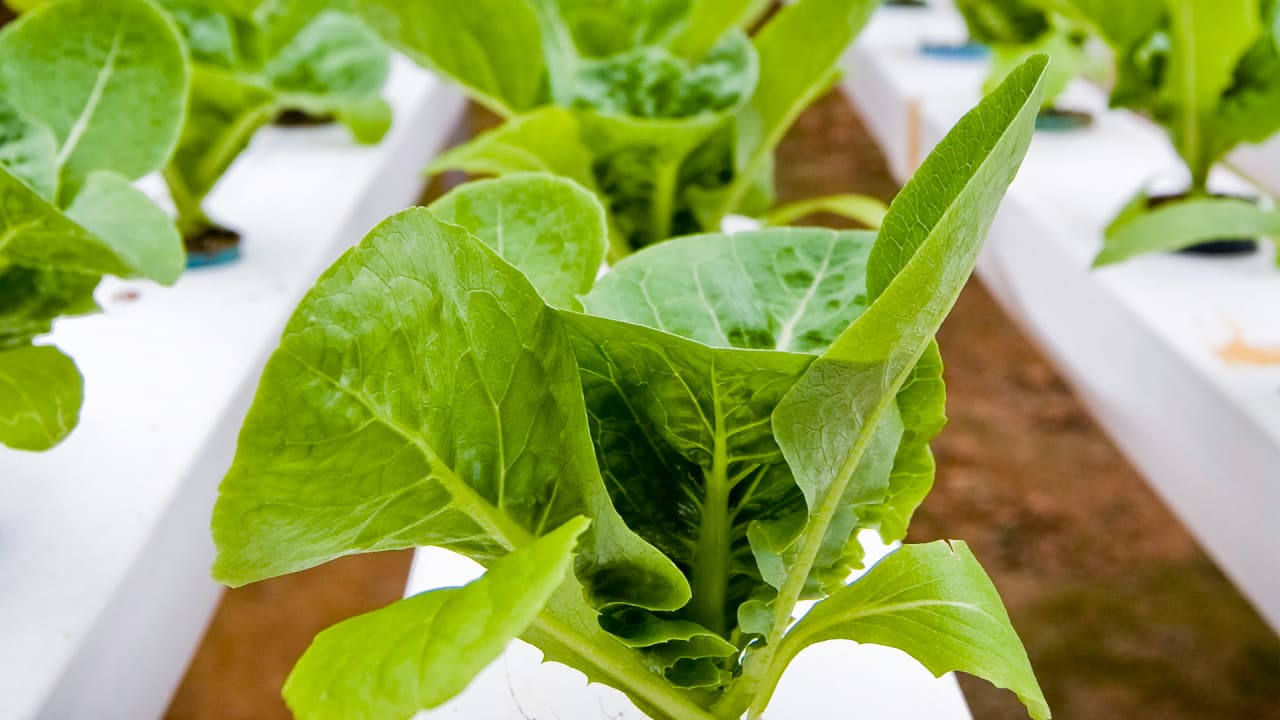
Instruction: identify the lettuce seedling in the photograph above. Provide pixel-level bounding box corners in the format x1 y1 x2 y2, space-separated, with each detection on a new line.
1051 0 1280 265
156 0 392 255
353 0 889 257
211 56 1052 719
956 0 1097 119
0 0 189 451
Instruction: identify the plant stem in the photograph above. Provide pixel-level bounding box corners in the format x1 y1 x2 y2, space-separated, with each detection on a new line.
163 165 214 242
649 160 679 247
690 429 732 636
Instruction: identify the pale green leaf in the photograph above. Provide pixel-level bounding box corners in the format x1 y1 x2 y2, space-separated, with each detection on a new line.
583 228 875 353
1097 193 1280 266
0 95 57 201
0 0 190 203
283 518 589 720
354 0 546 117
266 10 391 113
426 108 597 191
781 541 1049 720
0 344 83 451
0 166 136 278
211 207 688 612
65 172 185 285
427 174 607 310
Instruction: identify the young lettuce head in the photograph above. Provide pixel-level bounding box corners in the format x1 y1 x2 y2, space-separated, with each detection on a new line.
156 0 393 253
355 0 890 257
0 0 190 451
210 56 1053 719
1052 0 1280 265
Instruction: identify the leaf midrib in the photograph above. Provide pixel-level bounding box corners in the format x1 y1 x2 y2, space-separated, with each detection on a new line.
55 25 125 171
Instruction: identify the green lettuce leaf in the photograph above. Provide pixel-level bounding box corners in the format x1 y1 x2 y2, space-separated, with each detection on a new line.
0 0 189 204
355 0 546 117
212 207 687 609
1097 192 1280 266
0 344 83 451
283 518 589 720
427 173 607 310
779 541 1050 720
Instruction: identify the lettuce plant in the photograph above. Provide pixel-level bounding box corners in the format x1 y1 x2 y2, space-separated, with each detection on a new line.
956 0 1095 116
157 0 392 254
0 0 189 450
1051 0 1280 265
352 0 889 257
211 56 1052 720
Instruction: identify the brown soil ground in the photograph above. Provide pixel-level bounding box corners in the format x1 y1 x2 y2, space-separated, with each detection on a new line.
167 94 1280 720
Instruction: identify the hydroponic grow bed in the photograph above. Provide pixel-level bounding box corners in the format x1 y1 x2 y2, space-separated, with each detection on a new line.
0 57 464 720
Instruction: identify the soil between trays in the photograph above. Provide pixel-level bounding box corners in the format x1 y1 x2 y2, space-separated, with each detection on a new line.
166 95 1280 720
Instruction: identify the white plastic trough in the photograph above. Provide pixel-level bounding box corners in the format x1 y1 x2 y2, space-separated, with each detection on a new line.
0 56 465 720
406 531 974 719
843 1 1280 633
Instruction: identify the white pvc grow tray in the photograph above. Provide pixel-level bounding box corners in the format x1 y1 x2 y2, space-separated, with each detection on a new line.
844 2 1280 633
0 56 464 720
405 531 973 719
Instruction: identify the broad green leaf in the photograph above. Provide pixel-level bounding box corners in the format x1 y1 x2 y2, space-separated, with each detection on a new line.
427 174 607 310
780 541 1049 720
354 0 546 117
1096 193 1280 266
265 10 391 116
283 517 589 720
707 0 880 220
1162 0 1261 184
427 108 597 192
0 96 57 201
0 344 82 451
156 0 245 67
582 228 875 353
760 194 888 229
212 207 688 612
0 166 136 278
65 172 185 285
0 0 190 203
